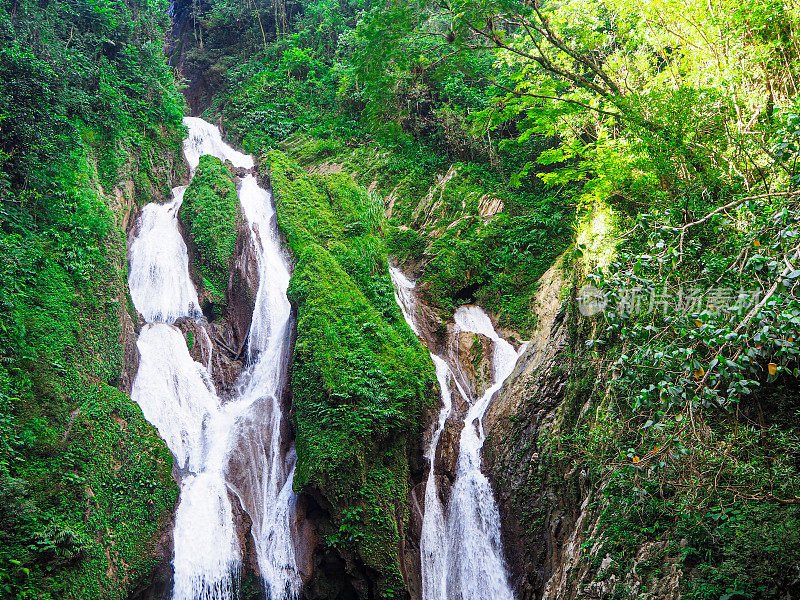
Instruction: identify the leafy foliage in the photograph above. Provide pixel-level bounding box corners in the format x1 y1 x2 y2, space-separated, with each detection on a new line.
344 0 800 596
0 0 183 596
0 210 179 599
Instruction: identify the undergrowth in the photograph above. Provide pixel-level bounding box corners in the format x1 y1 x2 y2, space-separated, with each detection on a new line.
0 0 183 595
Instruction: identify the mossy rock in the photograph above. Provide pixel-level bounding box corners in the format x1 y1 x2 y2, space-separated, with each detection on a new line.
268 150 437 597
0 155 178 599
180 155 241 308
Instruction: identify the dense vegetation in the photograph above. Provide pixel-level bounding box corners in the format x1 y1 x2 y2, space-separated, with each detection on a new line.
176 0 574 333
180 0 800 595
0 0 183 596
3 0 800 595
453 1 800 596
269 151 437 596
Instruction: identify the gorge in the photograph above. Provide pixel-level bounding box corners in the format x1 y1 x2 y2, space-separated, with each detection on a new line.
126 112 533 597
2 0 800 599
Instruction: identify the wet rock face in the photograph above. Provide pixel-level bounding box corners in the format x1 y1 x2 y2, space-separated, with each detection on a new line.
479 261 575 600
479 259 684 600
166 213 259 394
119 306 141 395
168 317 243 392
298 491 379 600
433 415 462 505
481 312 571 600
455 331 494 398
422 327 495 508
172 317 211 365
230 215 259 341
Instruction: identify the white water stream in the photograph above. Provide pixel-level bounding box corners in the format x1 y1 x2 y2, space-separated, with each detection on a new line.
129 117 300 600
390 267 526 600
128 186 201 324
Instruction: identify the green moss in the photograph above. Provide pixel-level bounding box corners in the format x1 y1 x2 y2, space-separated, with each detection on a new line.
268 151 436 596
680 503 800 599
0 147 178 599
180 155 240 307
386 226 426 264
0 0 184 595
278 137 573 335
132 130 188 206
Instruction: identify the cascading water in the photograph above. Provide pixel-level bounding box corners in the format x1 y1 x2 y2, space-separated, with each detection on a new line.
419 354 455 600
128 186 201 324
444 306 526 600
390 267 526 600
226 173 301 599
182 116 254 172
129 117 300 600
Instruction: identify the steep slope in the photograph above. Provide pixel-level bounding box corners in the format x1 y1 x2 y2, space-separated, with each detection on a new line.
5 0 798 597
267 151 438 599
483 236 800 600
0 120 185 600
0 0 186 596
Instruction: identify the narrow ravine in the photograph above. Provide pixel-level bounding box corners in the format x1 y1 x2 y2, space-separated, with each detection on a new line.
128 117 301 600
390 267 527 600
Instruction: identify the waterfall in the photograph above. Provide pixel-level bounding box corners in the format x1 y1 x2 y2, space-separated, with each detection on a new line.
419 354 455 600
129 117 300 600
444 306 525 600
128 187 201 324
390 267 526 600
182 117 254 173
227 173 301 599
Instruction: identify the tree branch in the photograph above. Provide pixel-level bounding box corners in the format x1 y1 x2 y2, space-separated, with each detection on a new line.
494 82 624 121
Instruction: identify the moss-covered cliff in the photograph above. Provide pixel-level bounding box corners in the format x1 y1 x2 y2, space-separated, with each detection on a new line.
0 0 185 595
267 151 437 598
180 154 242 310
0 138 184 599
278 135 572 337
482 212 800 600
